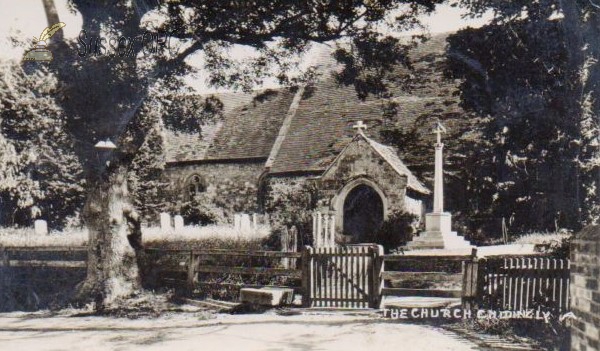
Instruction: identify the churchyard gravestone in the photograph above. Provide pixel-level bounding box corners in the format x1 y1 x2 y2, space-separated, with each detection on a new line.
160 213 172 233
240 214 252 232
234 214 241 231
174 215 184 231
34 219 48 235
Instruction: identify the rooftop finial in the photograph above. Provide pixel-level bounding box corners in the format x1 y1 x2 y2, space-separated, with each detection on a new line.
352 120 367 134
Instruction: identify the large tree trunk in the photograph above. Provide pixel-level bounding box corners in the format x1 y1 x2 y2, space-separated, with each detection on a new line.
78 166 141 310
41 0 143 311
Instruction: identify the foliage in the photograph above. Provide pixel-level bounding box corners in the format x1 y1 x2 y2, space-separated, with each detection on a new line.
0 63 85 229
548 235 572 259
0 227 87 247
179 194 227 226
450 0 600 232
161 94 224 134
126 100 170 222
0 224 269 248
142 227 268 250
366 210 418 252
264 180 319 247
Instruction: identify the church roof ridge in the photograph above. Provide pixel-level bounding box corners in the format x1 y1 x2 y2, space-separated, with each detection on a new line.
265 85 306 169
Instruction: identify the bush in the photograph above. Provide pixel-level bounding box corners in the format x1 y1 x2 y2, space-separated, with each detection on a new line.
366 211 418 253
265 181 318 247
179 194 226 225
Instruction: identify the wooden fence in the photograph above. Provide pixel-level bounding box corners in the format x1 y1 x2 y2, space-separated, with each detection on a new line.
463 256 570 314
144 248 303 295
0 245 572 314
382 254 464 299
0 246 88 268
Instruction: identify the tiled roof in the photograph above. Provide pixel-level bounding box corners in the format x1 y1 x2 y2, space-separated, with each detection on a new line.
165 33 470 183
267 33 468 175
267 77 388 174
204 89 296 160
165 90 294 163
164 124 219 163
164 92 254 163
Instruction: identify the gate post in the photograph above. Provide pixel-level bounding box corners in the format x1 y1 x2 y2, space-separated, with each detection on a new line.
187 250 199 295
461 247 479 312
301 246 313 307
369 245 385 309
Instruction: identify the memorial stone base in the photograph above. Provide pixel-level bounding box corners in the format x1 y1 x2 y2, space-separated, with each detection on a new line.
405 212 473 250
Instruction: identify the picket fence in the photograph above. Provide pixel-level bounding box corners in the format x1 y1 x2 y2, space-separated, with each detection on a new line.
463 256 570 314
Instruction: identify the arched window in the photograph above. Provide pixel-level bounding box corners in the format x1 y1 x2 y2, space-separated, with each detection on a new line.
186 174 206 199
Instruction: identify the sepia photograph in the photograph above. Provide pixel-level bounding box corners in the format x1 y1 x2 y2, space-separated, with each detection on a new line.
0 1 598 350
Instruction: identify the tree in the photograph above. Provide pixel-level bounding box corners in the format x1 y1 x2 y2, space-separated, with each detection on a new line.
449 0 600 232
31 0 444 309
0 63 85 228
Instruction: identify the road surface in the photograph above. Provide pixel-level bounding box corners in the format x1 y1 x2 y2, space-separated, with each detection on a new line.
0 310 480 351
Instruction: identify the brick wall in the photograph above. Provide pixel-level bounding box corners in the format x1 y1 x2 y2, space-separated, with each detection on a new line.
571 225 600 351
163 161 264 219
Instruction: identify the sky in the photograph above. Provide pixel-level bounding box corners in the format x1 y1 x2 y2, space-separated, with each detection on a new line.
0 0 492 93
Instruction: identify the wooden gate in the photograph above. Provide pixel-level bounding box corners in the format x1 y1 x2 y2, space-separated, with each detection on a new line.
302 245 384 308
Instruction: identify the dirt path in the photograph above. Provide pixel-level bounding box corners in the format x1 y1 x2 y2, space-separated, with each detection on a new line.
0 310 481 351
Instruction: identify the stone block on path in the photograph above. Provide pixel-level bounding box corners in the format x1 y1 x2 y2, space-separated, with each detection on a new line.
240 287 294 306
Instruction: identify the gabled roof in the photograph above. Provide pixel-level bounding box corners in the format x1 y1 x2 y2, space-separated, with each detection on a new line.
321 132 430 195
363 135 430 194
165 123 220 163
165 89 295 163
164 33 470 183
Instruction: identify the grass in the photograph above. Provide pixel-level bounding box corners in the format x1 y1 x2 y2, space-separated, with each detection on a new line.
0 227 87 247
512 230 572 245
482 230 573 246
0 224 271 248
143 225 270 245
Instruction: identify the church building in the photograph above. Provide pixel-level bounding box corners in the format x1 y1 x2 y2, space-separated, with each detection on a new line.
161 34 470 243
163 78 430 243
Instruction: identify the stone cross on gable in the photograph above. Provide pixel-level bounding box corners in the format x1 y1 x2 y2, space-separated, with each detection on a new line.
433 121 447 145
353 120 367 134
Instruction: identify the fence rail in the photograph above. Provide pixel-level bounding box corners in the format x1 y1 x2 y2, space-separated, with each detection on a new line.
0 245 573 314
0 246 88 268
177 249 302 292
382 254 465 299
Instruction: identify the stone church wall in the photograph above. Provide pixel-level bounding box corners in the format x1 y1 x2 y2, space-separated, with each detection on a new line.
163 161 264 219
262 175 314 211
317 138 410 215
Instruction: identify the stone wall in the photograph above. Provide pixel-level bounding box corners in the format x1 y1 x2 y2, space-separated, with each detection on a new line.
163 161 265 219
318 137 410 215
571 225 600 351
262 175 313 210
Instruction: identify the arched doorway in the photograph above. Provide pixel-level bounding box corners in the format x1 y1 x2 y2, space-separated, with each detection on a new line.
343 184 384 243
